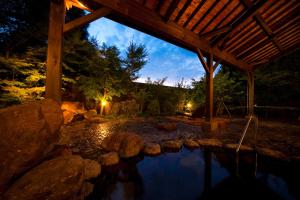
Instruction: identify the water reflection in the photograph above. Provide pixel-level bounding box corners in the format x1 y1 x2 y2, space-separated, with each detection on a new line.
89 148 299 200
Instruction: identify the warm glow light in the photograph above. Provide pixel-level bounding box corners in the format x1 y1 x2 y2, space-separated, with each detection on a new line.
187 103 192 108
101 100 107 106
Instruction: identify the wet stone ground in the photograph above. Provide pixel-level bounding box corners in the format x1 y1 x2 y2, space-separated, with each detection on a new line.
60 116 300 161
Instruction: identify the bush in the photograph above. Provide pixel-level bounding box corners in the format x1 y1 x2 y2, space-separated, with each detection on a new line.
146 99 160 116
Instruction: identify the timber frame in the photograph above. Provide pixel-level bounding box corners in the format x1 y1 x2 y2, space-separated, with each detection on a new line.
45 0 300 119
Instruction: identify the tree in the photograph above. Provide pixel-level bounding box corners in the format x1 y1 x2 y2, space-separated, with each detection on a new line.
123 41 148 81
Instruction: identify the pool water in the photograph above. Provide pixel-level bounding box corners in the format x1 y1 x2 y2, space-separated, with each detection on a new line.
89 148 299 200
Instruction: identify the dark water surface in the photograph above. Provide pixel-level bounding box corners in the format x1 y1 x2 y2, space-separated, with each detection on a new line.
89 148 299 200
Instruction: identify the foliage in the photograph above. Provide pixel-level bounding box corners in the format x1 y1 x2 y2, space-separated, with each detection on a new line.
76 41 148 105
146 99 160 116
0 48 46 105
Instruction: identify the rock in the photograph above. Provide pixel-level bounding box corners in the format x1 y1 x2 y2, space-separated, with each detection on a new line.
157 122 177 131
63 110 76 124
61 101 85 124
3 155 100 200
40 99 64 134
82 182 94 198
256 147 287 160
0 99 63 192
224 143 253 152
183 139 199 149
88 116 106 123
102 133 144 158
162 140 182 151
84 159 101 180
143 143 161 156
84 110 98 121
197 138 223 148
99 152 119 166
61 101 85 113
119 134 144 158
101 133 127 152
45 145 73 159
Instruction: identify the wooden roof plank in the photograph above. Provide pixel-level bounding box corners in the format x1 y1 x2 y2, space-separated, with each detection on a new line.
175 0 193 23
164 0 181 22
198 0 232 34
211 0 268 47
191 0 220 32
183 0 207 28
240 0 284 52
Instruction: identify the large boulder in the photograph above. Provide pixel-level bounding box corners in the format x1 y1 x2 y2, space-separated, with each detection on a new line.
102 133 144 158
3 155 100 200
61 101 85 124
0 99 63 192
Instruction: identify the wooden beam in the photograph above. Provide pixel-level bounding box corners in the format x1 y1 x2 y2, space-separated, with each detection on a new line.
164 0 180 22
175 0 192 22
65 0 91 11
191 0 219 32
247 70 254 116
213 59 221 72
199 26 231 39
92 0 250 70
211 0 267 47
206 52 214 121
63 7 111 33
183 0 207 28
240 0 284 52
196 48 209 72
45 0 65 102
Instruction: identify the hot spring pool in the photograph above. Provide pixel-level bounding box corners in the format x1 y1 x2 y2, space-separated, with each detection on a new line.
88 148 299 200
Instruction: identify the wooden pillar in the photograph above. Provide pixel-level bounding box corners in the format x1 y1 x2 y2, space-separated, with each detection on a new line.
206 53 214 121
45 0 65 102
247 70 254 116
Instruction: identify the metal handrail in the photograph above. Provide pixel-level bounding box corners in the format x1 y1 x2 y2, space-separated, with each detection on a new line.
236 116 255 152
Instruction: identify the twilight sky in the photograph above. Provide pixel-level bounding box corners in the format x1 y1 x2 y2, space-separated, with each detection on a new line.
88 17 207 86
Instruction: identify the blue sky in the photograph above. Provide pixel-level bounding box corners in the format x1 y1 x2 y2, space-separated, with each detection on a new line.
88 18 206 86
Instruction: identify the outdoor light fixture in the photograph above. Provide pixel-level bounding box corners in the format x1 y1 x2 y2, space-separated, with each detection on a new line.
187 103 192 108
101 100 107 106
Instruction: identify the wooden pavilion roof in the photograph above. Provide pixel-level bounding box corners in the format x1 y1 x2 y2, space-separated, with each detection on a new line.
72 0 300 71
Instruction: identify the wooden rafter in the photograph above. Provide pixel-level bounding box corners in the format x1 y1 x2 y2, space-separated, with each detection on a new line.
198 0 231 34
213 2 240 31
191 0 219 32
175 0 192 23
240 0 283 52
92 0 250 70
211 0 267 47
164 0 181 22
63 7 111 33
183 0 207 28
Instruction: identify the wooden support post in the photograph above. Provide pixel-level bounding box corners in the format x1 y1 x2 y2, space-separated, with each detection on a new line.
45 0 65 102
206 52 214 121
247 70 255 116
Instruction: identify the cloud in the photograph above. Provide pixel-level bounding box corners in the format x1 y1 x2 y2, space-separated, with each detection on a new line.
88 18 206 86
